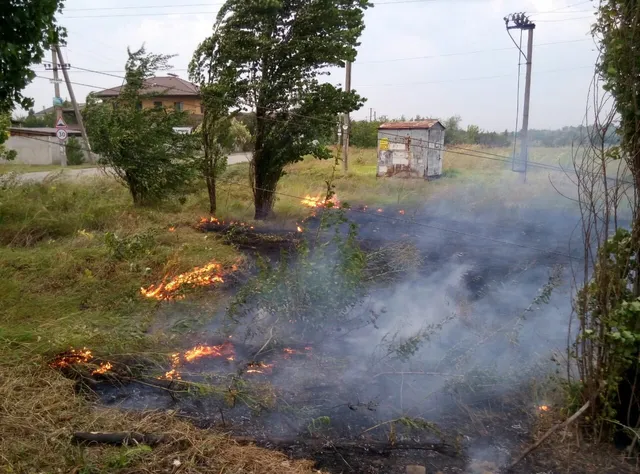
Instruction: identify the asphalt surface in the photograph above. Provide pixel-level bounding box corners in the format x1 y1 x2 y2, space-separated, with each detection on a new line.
13 152 252 183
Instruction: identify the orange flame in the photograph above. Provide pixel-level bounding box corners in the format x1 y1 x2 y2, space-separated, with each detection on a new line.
198 216 254 230
301 193 340 209
168 226 176 232
297 226 303 232
49 348 93 369
159 343 235 380
377 208 383 213
398 210 405 215
538 405 550 412
92 362 113 375
164 368 181 380
246 361 274 374
140 261 229 301
184 342 235 362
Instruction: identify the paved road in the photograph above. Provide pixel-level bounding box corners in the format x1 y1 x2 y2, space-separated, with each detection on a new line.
13 152 252 183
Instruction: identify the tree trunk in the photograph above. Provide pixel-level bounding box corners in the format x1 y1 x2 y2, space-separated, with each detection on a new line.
254 185 276 220
206 174 216 215
252 146 279 220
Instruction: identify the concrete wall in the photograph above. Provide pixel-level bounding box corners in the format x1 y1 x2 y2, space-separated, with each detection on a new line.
3 136 59 165
376 125 445 178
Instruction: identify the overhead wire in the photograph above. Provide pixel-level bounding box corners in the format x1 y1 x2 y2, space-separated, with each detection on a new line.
61 0 453 18
30 37 591 74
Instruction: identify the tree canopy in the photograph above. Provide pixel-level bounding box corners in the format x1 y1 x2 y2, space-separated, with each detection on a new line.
191 0 370 219
0 0 65 113
84 47 199 205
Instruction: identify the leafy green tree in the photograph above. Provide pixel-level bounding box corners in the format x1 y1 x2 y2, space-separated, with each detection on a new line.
191 0 370 219
596 1 640 189
192 84 251 214
0 113 15 160
466 124 480 144
350 120 379 148
20 108 56 128
84 47 199 205
64 136 84 165
0 0 65 114
442 115 466 145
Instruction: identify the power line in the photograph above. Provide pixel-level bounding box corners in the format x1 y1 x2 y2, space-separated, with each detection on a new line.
532 9 593 14
532 16 593 22
36 59 594 94
31 37 590 73
61 0 450 18
34 75 105 90
357 38 590 64
541 1 593 13
356 64 593 87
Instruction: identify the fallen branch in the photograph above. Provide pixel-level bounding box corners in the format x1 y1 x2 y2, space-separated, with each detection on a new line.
507 400 590 470
71 431 169 447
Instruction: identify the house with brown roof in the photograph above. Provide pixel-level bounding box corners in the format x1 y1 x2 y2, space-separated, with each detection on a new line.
94 74 202 116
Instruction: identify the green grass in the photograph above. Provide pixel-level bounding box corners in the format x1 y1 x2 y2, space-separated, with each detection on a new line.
0 163 96 174
0 146 581 473
0 178 241 362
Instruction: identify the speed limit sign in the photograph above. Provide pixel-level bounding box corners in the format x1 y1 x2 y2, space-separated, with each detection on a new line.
56 129 68 141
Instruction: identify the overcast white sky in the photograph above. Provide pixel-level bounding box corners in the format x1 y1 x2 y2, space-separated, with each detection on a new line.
24 0 598 131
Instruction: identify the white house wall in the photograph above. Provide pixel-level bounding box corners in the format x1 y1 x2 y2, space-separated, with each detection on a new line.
3 136 59 165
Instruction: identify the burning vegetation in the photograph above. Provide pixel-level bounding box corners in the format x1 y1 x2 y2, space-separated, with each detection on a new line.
49 348 115 377
140 260 236 301
198 216 254 230
301 193 340 209
49 348 93 369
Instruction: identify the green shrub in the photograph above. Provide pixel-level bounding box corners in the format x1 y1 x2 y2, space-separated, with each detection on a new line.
65 137 84 166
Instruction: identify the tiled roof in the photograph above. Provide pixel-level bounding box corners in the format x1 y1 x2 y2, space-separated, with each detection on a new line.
94 76 200 97
379 120 443 130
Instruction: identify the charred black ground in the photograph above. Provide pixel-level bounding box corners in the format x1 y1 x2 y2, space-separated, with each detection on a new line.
55 196 627 473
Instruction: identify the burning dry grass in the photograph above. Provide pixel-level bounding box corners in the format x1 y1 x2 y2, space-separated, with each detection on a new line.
520 403 638 473
0 364 321 473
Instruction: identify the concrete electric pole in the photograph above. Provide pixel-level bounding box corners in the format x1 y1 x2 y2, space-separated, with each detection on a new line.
47 47 66 166
55 44 94 163
504 12 535 178
342 60 352 172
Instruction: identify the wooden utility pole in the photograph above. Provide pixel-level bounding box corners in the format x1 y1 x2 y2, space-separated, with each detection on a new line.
55 44 94 163
342 60 352 172
504 13 535 179
50 47 66 166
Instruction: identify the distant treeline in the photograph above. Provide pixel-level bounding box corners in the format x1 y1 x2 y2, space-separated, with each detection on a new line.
350 114 621 148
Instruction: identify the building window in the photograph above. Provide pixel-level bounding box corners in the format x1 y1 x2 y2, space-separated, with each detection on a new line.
153 101 163 108
174 102 184 112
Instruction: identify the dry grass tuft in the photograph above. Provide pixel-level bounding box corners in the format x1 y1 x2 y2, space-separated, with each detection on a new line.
0 363 321 473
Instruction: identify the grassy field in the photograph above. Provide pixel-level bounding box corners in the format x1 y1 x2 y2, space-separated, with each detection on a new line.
0 145 579 473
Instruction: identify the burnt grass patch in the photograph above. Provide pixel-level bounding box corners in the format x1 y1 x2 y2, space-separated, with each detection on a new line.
51 204 602 473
